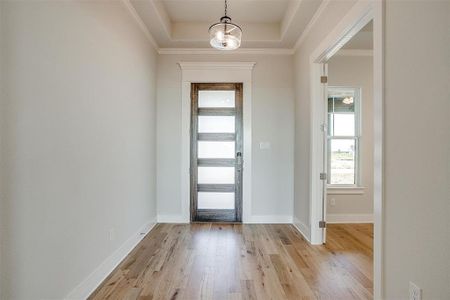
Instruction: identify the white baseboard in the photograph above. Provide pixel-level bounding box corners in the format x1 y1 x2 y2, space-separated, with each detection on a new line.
292 217 311 242
64 219 157 300
157 214 189 223
245 215 293 224
327 213 373 224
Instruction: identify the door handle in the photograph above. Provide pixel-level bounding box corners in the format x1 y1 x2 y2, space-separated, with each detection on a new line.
236 152 243 169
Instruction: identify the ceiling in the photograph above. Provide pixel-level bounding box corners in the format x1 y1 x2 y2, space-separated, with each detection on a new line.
128 0 324 49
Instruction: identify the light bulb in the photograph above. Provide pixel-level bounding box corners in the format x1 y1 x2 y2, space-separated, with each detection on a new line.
215 30 224 41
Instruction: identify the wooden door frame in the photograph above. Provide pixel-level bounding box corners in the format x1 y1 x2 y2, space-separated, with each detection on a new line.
190 83 243 222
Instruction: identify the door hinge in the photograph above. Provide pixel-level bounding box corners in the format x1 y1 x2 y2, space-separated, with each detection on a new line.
320 76 328 84
319 221 327 228
320 172 327 180
320 124 327 132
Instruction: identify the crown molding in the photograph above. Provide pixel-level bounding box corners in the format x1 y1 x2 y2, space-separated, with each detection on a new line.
334 49 373 56
151 0 172 38
280 0 302 39
178 62 256 71
294 0 331 51
159 48 294 55
121 0 158 50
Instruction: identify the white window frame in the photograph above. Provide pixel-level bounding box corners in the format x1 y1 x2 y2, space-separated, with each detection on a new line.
327 86 362 188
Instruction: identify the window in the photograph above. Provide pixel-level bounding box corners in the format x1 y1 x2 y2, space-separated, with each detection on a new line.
327 87 361 186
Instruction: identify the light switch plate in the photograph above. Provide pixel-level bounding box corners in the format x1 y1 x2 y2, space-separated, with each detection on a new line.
259 142 271 150
409 282 422 300
109 228 116 241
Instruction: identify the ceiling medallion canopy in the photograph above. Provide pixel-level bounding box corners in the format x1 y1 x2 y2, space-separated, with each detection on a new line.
209 0 242 50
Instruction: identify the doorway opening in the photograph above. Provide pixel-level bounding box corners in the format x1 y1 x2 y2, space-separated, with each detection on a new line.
190 83 243 222
309 1 383 298
316 23 375 238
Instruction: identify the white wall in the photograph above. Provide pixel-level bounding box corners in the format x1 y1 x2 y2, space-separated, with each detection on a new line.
383 1 450 298
293 0 357 237
0 1 158 298
156 54 294 222
327 54 374 218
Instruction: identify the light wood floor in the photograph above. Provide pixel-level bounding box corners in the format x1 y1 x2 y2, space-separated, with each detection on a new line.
89 223 373 300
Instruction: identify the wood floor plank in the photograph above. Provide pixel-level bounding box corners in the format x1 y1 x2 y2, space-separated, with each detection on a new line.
89 223 373 300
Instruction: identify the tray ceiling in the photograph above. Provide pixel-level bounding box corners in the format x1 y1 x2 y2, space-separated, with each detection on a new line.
128 0 324 49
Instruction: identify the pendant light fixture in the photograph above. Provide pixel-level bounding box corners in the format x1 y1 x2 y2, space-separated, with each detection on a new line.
209 0 242 50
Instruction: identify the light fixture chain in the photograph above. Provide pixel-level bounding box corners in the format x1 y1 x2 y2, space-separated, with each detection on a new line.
224 0 228 17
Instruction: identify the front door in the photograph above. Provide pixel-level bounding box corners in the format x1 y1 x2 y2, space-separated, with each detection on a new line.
190 83 243 222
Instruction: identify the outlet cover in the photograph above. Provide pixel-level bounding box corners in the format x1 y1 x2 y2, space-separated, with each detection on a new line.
330 198 336 206
409 282 422 300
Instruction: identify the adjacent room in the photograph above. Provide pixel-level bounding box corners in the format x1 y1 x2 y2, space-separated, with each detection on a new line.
0 0 449 299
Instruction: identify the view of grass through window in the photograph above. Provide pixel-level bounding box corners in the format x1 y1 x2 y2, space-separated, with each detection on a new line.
327 88 360 185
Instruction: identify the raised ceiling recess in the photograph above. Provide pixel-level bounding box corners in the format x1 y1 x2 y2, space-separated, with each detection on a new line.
127 0 324 49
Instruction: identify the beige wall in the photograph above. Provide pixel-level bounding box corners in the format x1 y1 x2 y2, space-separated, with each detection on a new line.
327 55 374 217
383 1 450 298
0 1 158 298
156 54 294 220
